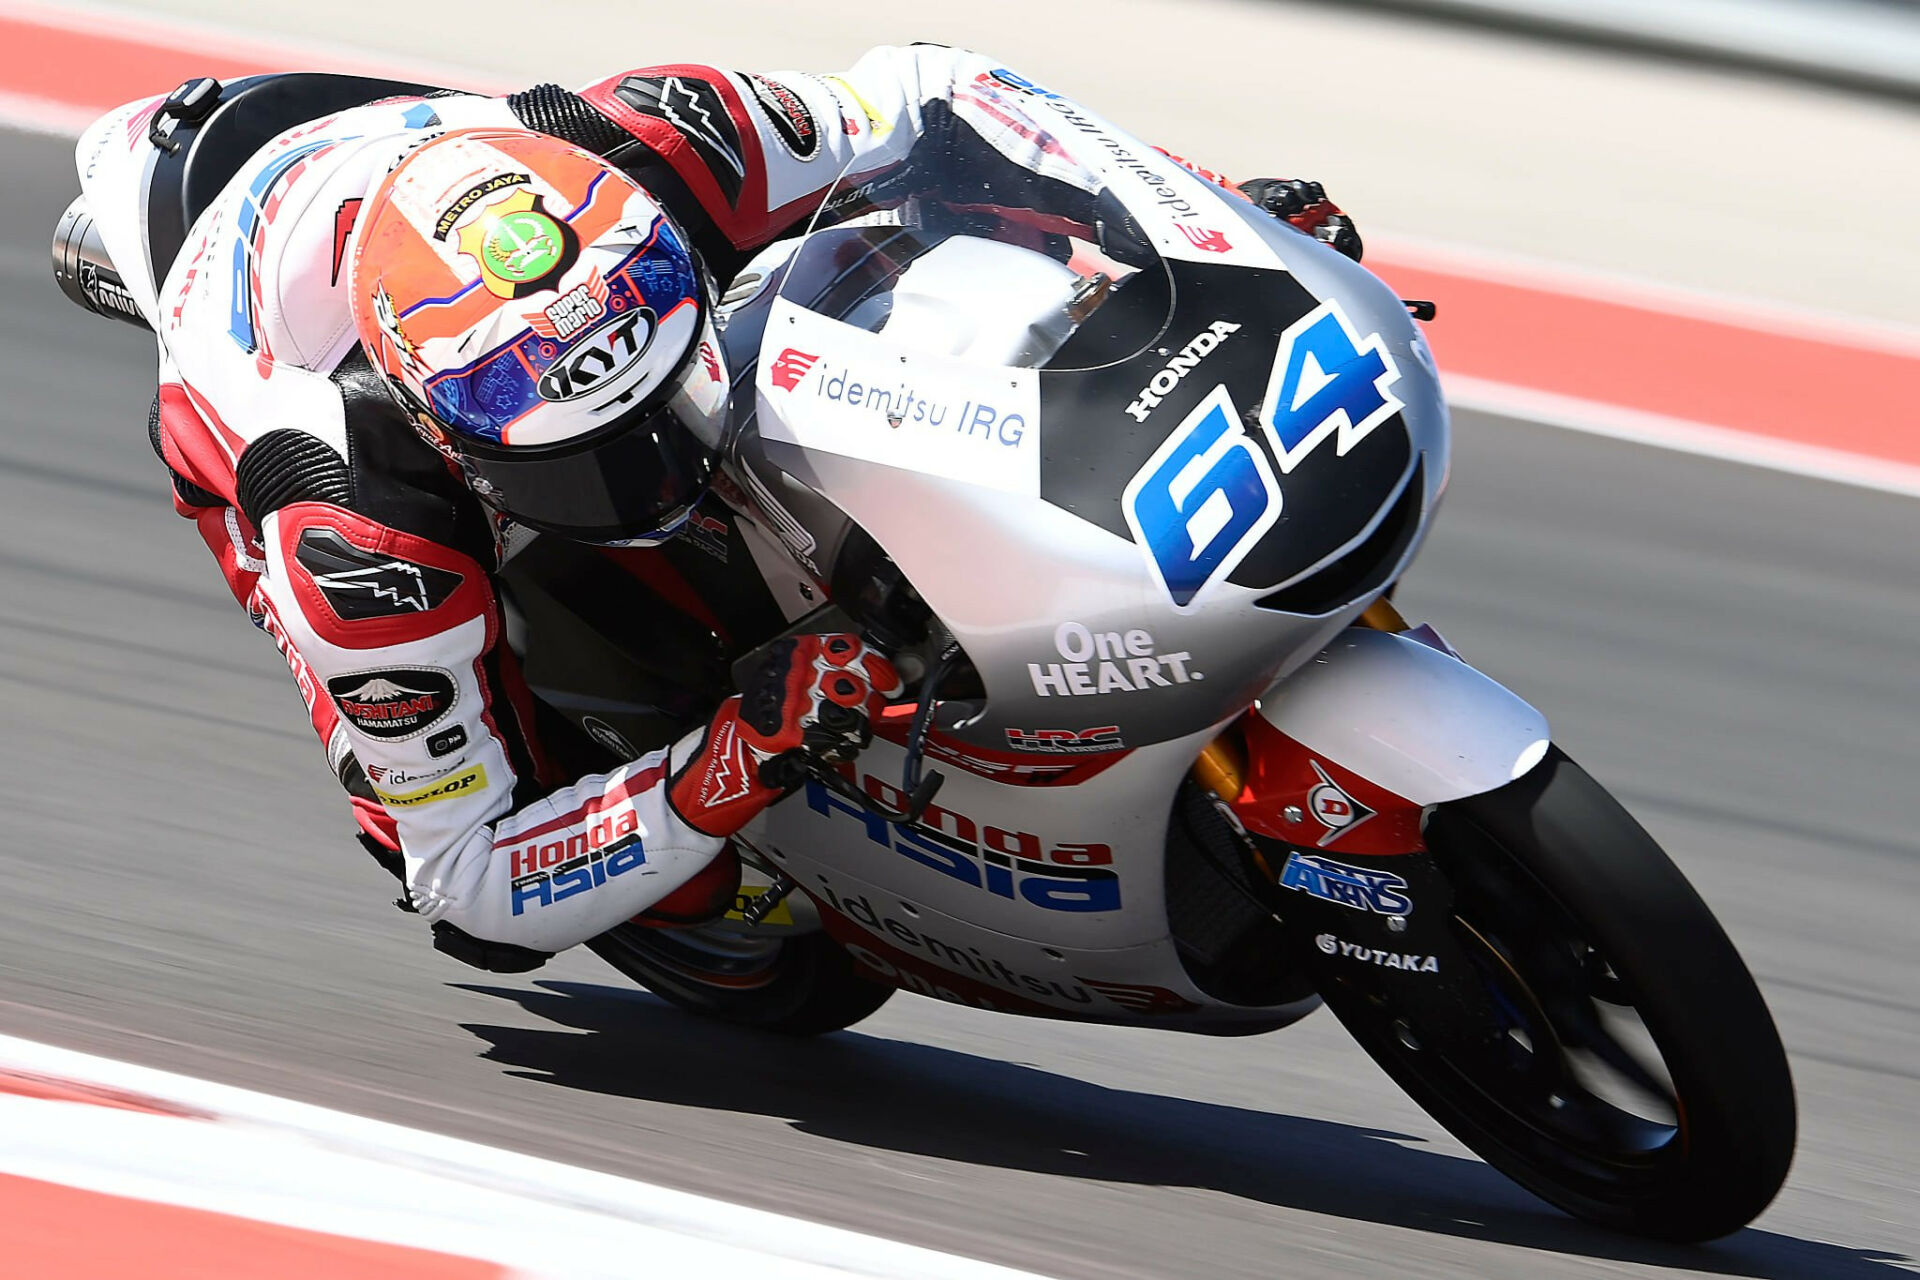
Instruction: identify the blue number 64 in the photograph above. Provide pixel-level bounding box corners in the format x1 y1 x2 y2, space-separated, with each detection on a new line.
1123 384 1283 609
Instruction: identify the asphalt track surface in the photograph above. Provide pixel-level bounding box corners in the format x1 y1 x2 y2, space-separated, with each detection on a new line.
2 125 1915 1278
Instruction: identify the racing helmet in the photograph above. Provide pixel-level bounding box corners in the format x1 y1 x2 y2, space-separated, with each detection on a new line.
350 128 730 543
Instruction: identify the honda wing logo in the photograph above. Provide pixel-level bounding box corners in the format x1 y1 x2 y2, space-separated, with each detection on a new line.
769 348 819 391
1175 224 1232 254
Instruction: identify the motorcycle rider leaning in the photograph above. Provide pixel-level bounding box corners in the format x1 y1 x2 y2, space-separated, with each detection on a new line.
134 45 1362 972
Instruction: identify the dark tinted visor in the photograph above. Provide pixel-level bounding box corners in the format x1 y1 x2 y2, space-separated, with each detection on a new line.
454 392 718 543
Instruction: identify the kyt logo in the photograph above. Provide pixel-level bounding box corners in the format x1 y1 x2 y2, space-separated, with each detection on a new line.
535 308 656 402
768 348 819 391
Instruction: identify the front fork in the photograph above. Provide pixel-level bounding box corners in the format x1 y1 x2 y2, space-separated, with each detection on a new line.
1188 601 1551 1044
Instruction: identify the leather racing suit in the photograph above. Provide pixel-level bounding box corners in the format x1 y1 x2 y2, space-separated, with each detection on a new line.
131 44 1355 962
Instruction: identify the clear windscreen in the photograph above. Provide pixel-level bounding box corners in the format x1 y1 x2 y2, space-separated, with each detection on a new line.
771 123 1175 374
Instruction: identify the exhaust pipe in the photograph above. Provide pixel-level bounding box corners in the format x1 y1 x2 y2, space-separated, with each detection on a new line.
52 197 152 331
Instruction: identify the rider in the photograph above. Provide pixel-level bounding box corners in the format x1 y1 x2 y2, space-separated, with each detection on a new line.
135 45 1362 972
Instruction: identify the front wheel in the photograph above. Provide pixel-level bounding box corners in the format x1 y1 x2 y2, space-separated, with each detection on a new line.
586 922 896 1036
1316 746 1795 1241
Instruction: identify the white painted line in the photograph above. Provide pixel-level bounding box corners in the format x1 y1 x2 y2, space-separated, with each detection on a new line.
1370 230 1920 359
1446 374 1920 499
0 90 105 139
0 1032 1059 1280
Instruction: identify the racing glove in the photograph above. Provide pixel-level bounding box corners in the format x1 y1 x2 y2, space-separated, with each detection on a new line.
1237 178 1364 262
669 634 903 838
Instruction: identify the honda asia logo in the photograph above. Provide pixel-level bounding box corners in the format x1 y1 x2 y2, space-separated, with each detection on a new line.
1004 725 1123 754
536 308 656 402
326 667 455 740
504 808 645 915
1028 622 1200 698
805 774 1120 912
1126 320 1239 421
1280 852 1413 915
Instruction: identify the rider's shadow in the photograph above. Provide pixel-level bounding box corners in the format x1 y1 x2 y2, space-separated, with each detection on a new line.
455 980 1905 1280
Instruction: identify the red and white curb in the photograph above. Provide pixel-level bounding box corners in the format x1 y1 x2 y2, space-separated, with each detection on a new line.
0 1032 1057 1279
10 0 1920 497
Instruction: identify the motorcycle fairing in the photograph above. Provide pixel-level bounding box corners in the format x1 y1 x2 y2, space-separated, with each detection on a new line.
748 728 1322 1025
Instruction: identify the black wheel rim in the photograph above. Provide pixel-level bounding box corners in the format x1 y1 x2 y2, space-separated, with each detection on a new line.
1346 810 1690 1195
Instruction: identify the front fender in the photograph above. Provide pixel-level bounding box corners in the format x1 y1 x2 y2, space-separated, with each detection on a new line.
1257 628 1550 806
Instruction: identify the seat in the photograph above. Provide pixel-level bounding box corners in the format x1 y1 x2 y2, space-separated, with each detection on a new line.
144 71 450 284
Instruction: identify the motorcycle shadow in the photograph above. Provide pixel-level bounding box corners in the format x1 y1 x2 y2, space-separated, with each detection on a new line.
456 979 1906 1280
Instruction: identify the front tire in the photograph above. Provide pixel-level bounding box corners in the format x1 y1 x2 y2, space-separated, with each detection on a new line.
1317 746 1795 1240
587 923 896 1036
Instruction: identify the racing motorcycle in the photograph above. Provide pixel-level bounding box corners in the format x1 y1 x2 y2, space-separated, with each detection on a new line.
55 70 1794 1244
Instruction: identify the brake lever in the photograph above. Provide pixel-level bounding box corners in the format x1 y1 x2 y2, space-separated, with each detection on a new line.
804 754 944 828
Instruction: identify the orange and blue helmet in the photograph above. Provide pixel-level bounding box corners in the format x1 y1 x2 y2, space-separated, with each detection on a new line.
350 128 729 543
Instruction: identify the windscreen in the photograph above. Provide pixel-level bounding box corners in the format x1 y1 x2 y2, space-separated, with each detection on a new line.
770 107 1176 374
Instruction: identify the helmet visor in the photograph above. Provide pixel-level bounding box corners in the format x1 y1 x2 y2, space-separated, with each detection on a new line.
452 371 721 543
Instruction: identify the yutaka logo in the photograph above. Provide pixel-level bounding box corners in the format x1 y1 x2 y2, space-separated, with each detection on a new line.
1125 321 1240 422
1280 853 1413 915
1315 933 1439 973
769 348 819 391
